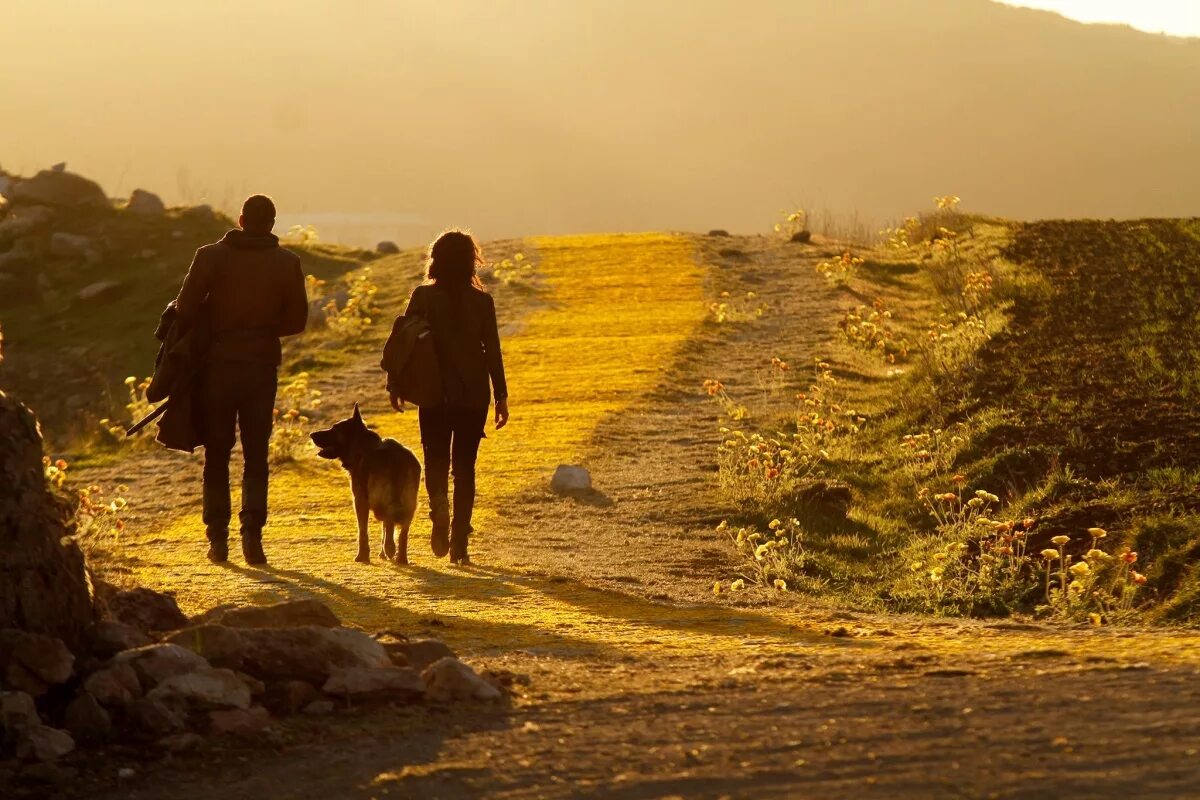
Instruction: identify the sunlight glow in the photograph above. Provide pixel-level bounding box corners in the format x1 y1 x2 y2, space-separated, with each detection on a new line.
997 0 1200 37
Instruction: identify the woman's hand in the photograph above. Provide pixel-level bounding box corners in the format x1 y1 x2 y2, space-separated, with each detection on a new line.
389 392 406 412
495 398 509 430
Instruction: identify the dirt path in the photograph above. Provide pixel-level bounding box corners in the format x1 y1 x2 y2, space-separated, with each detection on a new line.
79 233 1200 799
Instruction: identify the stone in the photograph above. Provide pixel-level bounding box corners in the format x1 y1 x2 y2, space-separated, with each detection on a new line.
208 599 341 630
421 657 503 703
169 624 392 684
790 230 812 243
15 725 75 762
302 700 334 716
0 204 54 245
180 204 219 223
125 189 165 216
321 666 424 699
0 195 8 220
17 762 78 786
63 692 111 741
208 705 270 735
263 679 320 716
49 231 96 259
707 229 731 237
105 587 189 633
1 691 40 741
82 662 142 707
550 464 592 494
113 643 208 688
0 173 12 196
376 240 400 254
158 732 203 753
0 630 75 687
90 620 152 658
147 667 252 710
129 696 185 736
235 671 266 696
76 280 126 302
383 638 455 672
8 169 108 208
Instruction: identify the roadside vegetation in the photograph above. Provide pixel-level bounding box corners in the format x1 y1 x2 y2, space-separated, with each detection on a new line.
711 202 1200 624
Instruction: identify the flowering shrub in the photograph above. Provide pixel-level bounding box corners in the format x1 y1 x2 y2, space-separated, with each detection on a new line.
323 267 380 340
45 457 129 552
283 224 320 245
774 208 809 239
756 356 790 396
708 291 768 324
897 425 971 483
815 251 864 285
1037 529 1146 622
270 372 321 462
836 298 910 363
717 429 823 508
702 379 748 421
920 311 991 379
99 376 156 447
487 252 536 287
718 517 805 591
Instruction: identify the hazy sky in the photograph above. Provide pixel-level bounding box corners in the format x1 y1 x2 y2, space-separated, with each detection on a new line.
999 1 1200 37
2 1 1198 246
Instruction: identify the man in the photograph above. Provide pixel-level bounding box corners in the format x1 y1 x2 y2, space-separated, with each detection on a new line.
174 195 307 564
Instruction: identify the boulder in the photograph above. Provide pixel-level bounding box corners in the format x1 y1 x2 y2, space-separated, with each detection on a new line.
550 464 592 494
302 700 334 716
263 679 320 716
0 204 55 245
113 643 208 688
789 230 813 243
105 587 189 634
63 693 111 742
0 691 40 741
158 732 203 753
376 241 400 254
76 280 126 303
125 189 165 216
707 229 731 237
168 624 391 684
82 662 141 707
48 232 97 259
208 705 270 735
129 696 185 736
0 174 12 197
148 667 251 711
15 725 75 762
0 630 74 688
180 204 220 223
235 671 265 696
16 762 78 786
8 170 108 208
383 638 455 672
421 657 503 703
90 620 152 658
321 666 424 699
205 599 341 630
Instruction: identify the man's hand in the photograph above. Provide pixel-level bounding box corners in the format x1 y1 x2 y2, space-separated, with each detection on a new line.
495 398 509 430
389 392 406 412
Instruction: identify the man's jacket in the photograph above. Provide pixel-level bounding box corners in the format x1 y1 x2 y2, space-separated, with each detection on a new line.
145 301 207 452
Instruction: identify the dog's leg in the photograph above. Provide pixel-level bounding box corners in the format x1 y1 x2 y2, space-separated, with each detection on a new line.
353 482 371 563
381 522 397 561
396 520 410 565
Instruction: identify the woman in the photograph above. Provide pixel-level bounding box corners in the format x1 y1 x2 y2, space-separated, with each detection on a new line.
393 230 509 565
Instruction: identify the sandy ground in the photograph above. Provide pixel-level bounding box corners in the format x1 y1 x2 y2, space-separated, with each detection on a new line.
59 234 1200 799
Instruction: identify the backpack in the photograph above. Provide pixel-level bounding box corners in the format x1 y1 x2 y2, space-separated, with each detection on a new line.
381 314 443 407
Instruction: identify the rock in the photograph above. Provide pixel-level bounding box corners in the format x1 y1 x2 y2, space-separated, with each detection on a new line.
125 189 165 216
63 693 111 742
208 705 270 735
139 248 157 259
129 696 185 736
263 680 320 716
793 480 853 518
302 700 334 716
90 620 152 658
0 630 74 688
82 662 141 707
17 762 78 786
0 174 12 196
421 657 502 703
550 464 592 494
8 169 108 208
15 725 75 762
76 280 126 303
148 667 251 710
48 231 97 259
0 203 55 245
158 732 203 753
180 204 219 223
321 666 424 699
0 195 8 220
206 599 341 630
1 691 40 741
383 638 455 672
50 162 66 173
235 671 266 696
707 229 731 237
376 240 400 254
168 624 391 684
105 587 189 633
790 230 812 243
113 643 208 688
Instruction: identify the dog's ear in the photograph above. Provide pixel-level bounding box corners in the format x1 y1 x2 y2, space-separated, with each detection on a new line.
352 402 363 424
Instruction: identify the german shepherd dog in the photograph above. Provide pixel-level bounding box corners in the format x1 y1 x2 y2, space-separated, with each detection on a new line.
310 404 421 564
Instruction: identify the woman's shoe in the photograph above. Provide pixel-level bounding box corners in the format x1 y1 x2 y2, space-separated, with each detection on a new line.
449 526 470 565
206 527 229 563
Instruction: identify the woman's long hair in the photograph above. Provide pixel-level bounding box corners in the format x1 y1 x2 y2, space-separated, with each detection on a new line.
425 229 485 291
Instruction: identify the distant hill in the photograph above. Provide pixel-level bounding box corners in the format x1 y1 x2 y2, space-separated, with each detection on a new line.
0 0 1197 243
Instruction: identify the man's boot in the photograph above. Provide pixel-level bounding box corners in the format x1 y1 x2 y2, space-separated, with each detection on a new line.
449 524 471 565
429 497 451 558
241 528 267 565
206 527 229 563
